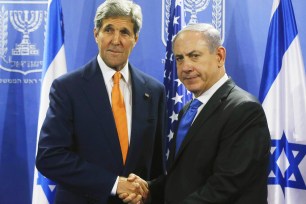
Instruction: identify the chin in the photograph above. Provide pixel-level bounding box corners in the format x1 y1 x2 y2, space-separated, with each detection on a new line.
185 85 198 91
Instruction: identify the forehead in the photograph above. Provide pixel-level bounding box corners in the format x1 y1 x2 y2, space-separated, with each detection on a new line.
173 31 208 53
101 17 134 30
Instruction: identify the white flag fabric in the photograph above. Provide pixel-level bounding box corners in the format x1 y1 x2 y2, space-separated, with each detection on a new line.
259 0 306 203
32 0 67 203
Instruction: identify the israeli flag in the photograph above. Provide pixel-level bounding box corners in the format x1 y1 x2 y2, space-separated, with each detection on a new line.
32 0 67 203
259 0 306 203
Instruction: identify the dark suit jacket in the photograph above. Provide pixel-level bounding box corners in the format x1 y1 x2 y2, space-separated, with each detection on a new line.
36 58 167 204
150 79 270 204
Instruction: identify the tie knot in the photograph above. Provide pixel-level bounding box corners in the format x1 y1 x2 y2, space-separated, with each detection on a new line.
113 72 121 84
189 99 202 110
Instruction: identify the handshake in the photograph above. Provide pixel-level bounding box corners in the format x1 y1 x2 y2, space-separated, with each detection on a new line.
116 173 149 204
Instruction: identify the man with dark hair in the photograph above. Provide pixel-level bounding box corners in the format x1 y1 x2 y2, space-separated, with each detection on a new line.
125 23 271 204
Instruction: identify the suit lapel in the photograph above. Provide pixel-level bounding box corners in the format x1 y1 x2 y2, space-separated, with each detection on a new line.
81 59 123 168
124 65 151 168
170 79 236 169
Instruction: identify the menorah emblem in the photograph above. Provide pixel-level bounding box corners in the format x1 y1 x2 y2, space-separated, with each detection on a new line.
184 0 210 24
9 10 44 56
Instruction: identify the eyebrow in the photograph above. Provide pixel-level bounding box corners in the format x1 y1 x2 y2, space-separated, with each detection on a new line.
120 27 131 34
103 24 132 34
103 24 113 29
186 50 201 56
175 50 200 56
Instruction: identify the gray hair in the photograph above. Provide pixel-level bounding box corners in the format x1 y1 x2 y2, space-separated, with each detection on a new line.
172 23 222 53
94 0 142 35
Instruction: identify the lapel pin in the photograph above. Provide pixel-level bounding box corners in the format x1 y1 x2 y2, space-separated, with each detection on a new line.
144 93 150 99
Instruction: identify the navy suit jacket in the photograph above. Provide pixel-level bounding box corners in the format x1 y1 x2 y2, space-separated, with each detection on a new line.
36 58 166 204
150 79 271 204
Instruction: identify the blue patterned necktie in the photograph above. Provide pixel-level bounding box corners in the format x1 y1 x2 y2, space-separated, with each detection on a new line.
175 99 202 155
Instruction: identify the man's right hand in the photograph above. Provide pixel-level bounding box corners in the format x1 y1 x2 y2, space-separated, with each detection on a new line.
117 174 149 204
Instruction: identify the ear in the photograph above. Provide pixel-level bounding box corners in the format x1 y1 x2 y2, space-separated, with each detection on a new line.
134 34 139 45
93 28 99 43
131 34 138 48
216 46 226 67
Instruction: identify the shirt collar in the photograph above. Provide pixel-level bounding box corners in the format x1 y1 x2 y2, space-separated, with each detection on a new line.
195 73 229 105
97 55 130 84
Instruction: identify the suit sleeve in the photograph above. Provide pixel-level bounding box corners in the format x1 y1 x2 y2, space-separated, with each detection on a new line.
146 84 167 204
150 84 167 179
35 78 117 201
181 101 270 204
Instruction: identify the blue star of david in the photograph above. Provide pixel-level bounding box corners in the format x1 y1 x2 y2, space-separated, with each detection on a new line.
37 172 57 203
268 132 306 195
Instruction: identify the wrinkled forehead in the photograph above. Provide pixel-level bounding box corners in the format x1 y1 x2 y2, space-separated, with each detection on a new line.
101 17 135 33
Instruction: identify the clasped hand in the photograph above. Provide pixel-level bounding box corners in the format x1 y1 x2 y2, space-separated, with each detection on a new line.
116 174 149 204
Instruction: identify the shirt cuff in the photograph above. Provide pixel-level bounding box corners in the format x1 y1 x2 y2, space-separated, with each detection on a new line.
111 176 119 195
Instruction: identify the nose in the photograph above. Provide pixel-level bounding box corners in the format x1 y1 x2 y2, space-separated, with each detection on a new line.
111 31 120 45
180 60 193 72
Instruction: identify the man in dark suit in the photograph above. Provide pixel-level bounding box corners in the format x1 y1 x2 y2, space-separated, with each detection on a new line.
35 0 166 203
125 23 271 204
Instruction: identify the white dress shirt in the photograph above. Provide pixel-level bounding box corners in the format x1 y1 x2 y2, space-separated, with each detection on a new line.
97 55 132 142
97 55 132 195
194 74 229 120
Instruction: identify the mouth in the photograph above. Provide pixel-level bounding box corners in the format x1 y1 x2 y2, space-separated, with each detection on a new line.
183 75 198 80
107 49 123 54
